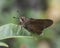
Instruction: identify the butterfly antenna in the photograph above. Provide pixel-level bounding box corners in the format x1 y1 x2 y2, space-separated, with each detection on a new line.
17 10 23 17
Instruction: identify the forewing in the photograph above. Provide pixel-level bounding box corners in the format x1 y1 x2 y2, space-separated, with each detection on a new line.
30 19 53 29
24 19 53 34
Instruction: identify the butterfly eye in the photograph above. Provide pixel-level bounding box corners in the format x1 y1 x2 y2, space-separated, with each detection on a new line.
21 18 24 21
21 17 27 22
20 17 25 23
21 18 23 20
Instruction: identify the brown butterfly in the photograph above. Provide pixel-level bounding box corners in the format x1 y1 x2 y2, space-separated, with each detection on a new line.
19 16 53 35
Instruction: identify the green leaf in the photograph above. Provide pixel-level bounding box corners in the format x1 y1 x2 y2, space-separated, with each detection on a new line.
0 42 9 47
1 36 37 48
0 23 31 40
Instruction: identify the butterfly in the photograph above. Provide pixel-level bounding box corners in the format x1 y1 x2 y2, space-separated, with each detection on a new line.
19 16 53 35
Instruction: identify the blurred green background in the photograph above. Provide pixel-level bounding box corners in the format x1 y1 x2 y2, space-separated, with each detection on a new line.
0 0 60 48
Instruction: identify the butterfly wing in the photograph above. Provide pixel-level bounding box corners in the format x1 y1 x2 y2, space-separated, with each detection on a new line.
24 19 53 35
30 19 53 28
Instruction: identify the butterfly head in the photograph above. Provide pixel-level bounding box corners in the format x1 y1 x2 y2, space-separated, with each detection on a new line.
20 16 30 25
